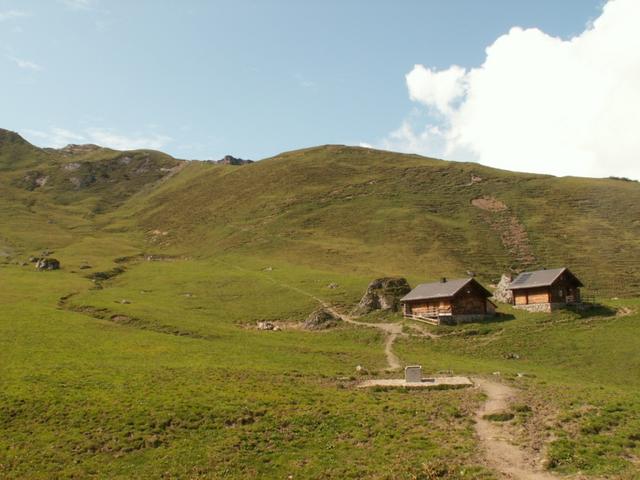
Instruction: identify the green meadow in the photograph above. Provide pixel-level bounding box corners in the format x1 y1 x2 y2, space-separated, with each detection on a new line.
2 129 640 478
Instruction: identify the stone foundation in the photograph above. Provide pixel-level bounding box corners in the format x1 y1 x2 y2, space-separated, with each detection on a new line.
513 302 579 313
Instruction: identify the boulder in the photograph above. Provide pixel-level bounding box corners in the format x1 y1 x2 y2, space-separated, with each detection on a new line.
493 273 514 304
34 258 60 271
352 277 411 315
257 321 276 331
303 308 341 330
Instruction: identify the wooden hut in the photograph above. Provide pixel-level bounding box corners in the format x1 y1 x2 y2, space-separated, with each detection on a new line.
401 278 496 325
508 267 583 312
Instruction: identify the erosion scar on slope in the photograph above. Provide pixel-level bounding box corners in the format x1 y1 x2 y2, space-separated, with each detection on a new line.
472 196 536 266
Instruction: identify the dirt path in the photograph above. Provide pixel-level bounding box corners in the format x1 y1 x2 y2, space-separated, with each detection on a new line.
324 306 403 371
474 378 556 480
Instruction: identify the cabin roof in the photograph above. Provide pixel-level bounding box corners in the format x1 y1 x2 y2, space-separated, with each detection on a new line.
508 267 583 290
401 278 490 302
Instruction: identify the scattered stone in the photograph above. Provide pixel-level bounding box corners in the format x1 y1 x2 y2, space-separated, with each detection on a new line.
303 308 341 330
34 258 60 271
327 283 339 289
263 266 273 272
79 264 92 270
257 321 276 331
62 162 81 171
492 371 501 376
352 277 411 315
493 273 514 304
504 352 520 360
117 299 131 305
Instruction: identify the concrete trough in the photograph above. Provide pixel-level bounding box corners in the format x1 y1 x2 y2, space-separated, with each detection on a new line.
357 375 473 389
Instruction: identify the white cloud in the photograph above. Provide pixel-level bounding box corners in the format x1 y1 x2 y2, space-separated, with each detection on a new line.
24 127 172 151
371 0 640 180
85 128 171 151
406 65 467 115
7 55 43 71
0 10 27 21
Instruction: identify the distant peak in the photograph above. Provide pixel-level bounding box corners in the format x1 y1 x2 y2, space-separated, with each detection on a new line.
215 155 253 166
57 144 104 155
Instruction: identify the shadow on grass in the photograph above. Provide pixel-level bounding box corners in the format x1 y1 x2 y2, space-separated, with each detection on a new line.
573 303 617 319
450 312 516 326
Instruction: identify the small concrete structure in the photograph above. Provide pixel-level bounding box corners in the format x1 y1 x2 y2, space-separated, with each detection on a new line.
357 375 473 389
405 365 423 383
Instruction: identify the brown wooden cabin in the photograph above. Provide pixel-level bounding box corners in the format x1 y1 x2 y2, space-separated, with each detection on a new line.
508 267 583 312
400 278 496 325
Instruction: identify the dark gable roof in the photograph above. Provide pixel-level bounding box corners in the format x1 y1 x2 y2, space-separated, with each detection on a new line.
401 278 490 302
509 267 583 290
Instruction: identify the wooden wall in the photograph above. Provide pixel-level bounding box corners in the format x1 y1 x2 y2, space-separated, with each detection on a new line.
514 287 550 305
549 276 581 303
452 283 488 315
405 299 452 316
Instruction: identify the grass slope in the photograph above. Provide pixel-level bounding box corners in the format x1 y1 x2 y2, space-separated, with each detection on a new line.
1 131 640 478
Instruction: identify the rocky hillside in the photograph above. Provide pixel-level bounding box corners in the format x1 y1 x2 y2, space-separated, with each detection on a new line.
1 130 639 297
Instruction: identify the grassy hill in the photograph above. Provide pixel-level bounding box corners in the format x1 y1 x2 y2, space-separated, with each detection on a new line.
1 129 640 478
128 144 640 297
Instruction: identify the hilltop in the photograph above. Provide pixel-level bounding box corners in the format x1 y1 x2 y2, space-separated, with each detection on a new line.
1 130 639 296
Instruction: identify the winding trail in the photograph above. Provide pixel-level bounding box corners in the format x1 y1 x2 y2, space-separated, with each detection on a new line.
474 378 556 480
324 306 403 370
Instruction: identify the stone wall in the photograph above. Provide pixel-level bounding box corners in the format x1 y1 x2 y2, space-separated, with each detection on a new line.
512 302 569 313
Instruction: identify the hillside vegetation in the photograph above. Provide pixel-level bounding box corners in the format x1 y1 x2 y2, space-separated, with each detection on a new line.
1 128 640 478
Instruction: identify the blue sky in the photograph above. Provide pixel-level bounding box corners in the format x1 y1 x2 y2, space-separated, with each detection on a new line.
4 0 634 179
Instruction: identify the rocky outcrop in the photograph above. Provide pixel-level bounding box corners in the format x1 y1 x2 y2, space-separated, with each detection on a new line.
215 155 254 166
493 274 513 304
34 258 60 271
353 277 411 315
57 144 103 156
303 308 341 330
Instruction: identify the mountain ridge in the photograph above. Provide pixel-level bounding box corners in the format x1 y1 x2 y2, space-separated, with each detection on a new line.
1 129 639 296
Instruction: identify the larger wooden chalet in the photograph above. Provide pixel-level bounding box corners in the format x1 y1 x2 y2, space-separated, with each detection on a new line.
401 278 496 325
508 267 583 312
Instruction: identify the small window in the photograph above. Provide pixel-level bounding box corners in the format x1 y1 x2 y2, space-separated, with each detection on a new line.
558 288 564 297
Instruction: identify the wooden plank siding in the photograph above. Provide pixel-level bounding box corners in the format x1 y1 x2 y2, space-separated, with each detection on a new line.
452 281 489 314
406 299 452 317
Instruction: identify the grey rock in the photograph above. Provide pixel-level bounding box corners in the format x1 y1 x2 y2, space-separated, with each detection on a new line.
34 258 60 271
493 273 514 304
303 308 341 330
257 321 276 330
352 277 411 315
